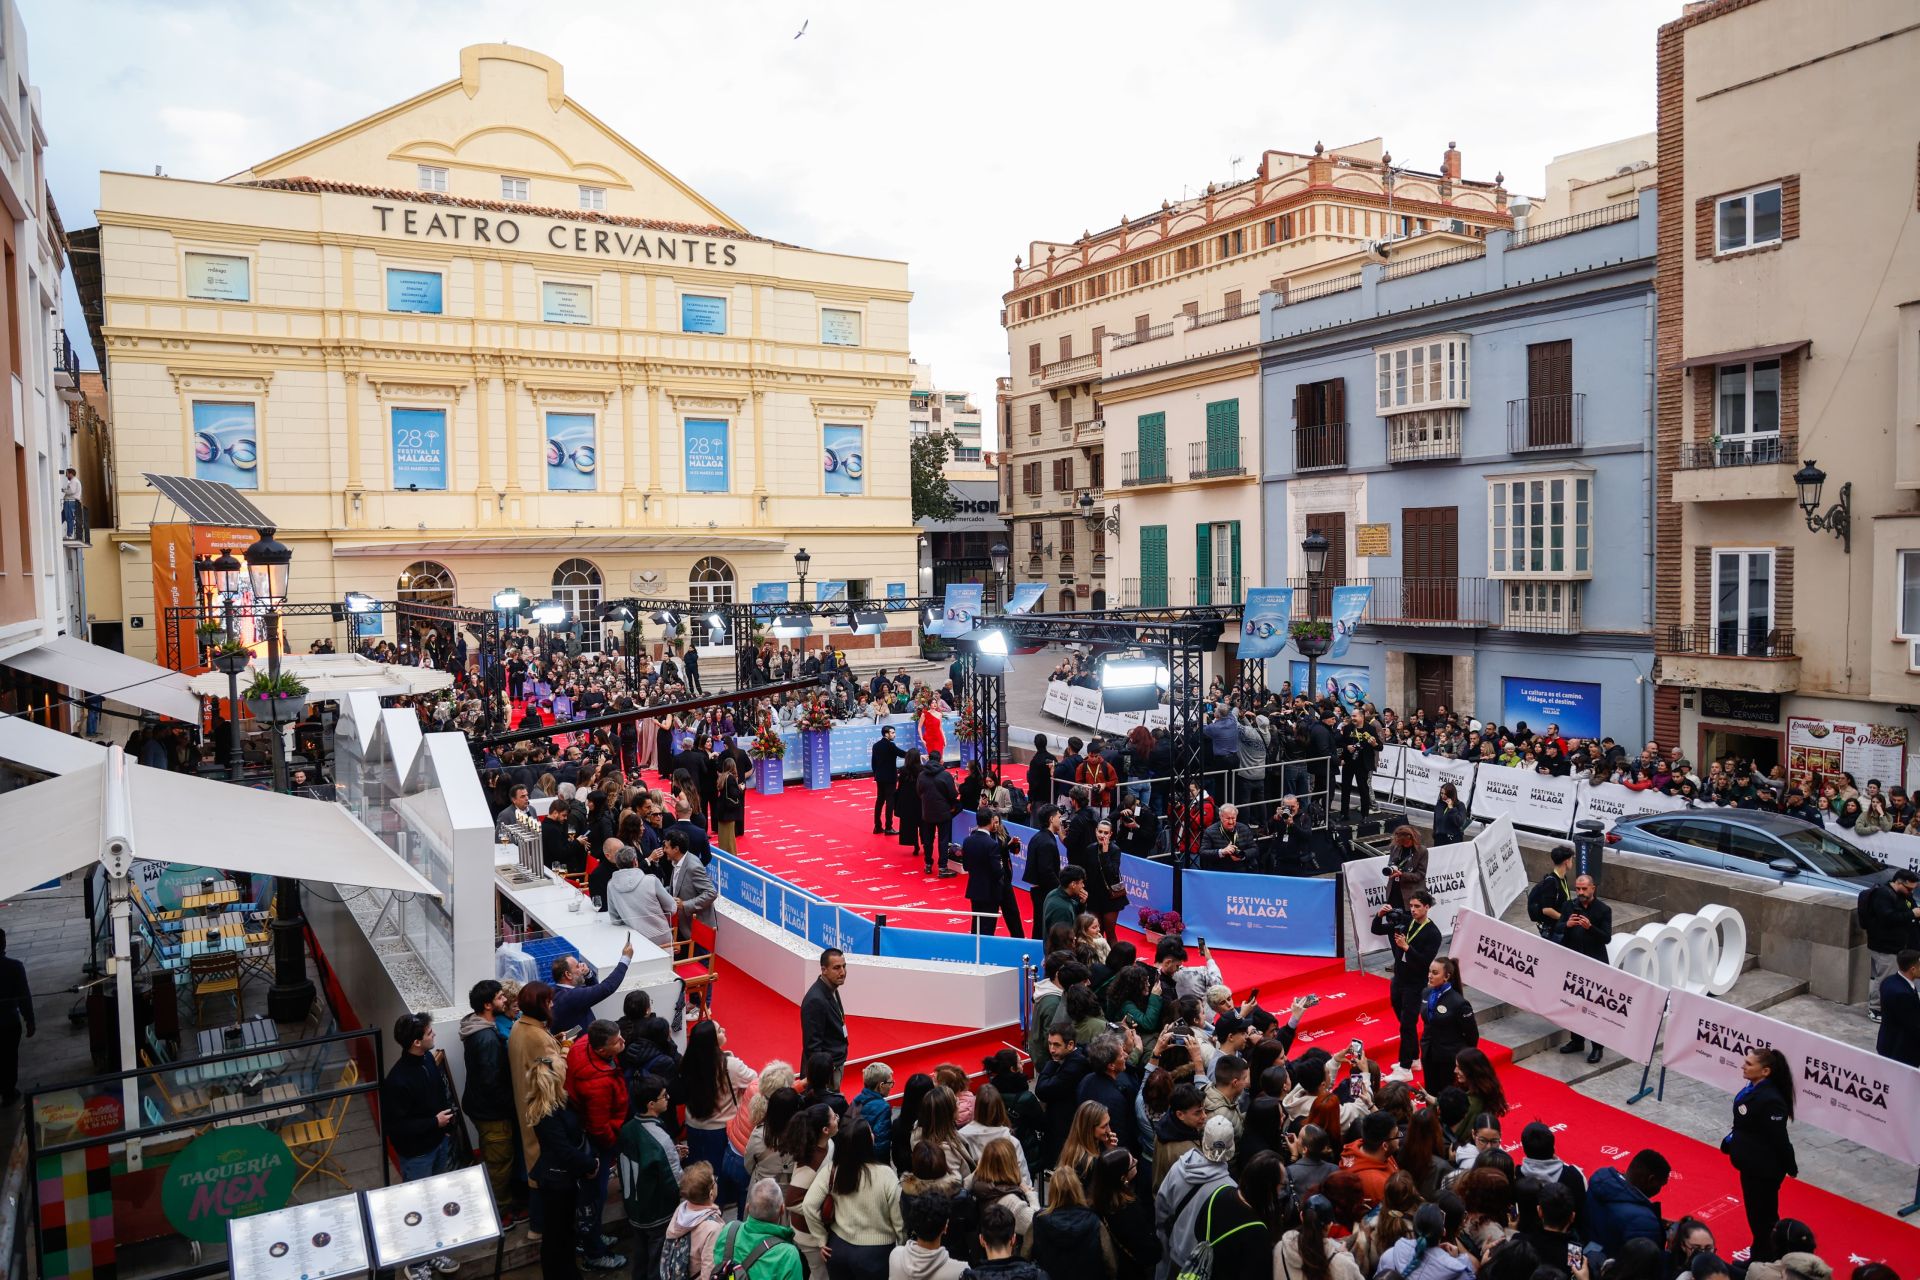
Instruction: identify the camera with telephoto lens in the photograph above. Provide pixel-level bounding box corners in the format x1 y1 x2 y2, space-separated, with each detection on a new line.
1378 906 1412 933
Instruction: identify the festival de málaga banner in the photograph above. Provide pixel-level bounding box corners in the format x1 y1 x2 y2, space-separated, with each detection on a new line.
1325 584 1372 659
545 412 597 491
684 418 730 492
1474 815 1529 918
823 424 865 495
1006 582 1047 616
1179 868 1338 956
1664 988 1920 1164
1469 762 1580 834
751 582 790 605
1343 838 1487 956
1500 676 1603 740
1236 587 1295 660
930 583 984 637
390 407 448 490
1453 908 1667 1062
1574 781 1684 831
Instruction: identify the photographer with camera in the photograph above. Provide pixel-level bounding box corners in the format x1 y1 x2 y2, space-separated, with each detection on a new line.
1261 794 1313 874
1196 804 1255 871
1371 889 1439 1084
1382 824 1428 912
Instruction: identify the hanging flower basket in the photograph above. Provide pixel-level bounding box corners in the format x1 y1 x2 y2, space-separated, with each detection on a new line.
1290 621 1333 658
244 693 308 722
210 649 252 676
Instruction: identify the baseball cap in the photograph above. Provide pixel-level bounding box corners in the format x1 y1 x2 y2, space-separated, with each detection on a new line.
1200 1115 1237 1163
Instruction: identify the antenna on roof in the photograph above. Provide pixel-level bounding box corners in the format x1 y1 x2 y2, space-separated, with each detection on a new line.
1230 155 1243 182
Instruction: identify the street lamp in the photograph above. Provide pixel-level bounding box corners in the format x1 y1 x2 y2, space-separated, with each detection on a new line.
209 550 245 781
243 526 316 1023
1793 459 1852 553
989 541 1011 609
794 547 811 601
1301 529 1330 700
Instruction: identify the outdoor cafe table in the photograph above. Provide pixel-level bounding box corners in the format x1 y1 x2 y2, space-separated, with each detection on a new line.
180 935 249 961
205 1082 305 1129
195 1017 278 1059
177 912 243 942
181 882 239 911
175 1046 290 1088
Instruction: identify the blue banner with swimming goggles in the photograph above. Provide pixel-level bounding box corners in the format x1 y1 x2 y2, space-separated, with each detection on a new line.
930 582 984 637
1326 584 1371 659
1177 868 1339 956
1236 587 1294 660
545 412 597 491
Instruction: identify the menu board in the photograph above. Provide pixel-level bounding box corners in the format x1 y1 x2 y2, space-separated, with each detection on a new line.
363 1166 499 1266
227 1194 368 1280
1787 716 1908 791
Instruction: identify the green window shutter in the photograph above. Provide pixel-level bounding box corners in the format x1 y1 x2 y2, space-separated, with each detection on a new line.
1229 522 1242 604
1138 412 1166 479
1205 399 1240 473
1195 523 1213 606
1140 525 1168 608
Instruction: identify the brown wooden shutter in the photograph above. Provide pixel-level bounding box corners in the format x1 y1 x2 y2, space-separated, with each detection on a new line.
1293 383 1312 427
1135 314 1151 335
1224 289 1241 314
1029 343 1042 372
1329 377 1347 424
1060 520 1075 553
1060 335 1073 361
1028 404 1041 434
1305 512 1347 587
1092 326 1105 360
1403 506 1460 621
1526 340 1574 445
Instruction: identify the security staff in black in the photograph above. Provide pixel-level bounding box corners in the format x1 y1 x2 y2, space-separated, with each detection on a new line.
1556 873 1613 1064
1527 845 1576 940
1372 889 1440 1077
1723 1046 1797 1261
870 724 908 834
1418 955 1479 1092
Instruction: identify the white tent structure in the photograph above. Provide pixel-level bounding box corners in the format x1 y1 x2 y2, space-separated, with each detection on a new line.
0 719 439 1166
184 652 456 701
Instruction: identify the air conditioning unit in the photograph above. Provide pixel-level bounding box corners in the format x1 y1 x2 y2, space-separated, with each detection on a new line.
1908 639 1920 673
1449 219 1467 234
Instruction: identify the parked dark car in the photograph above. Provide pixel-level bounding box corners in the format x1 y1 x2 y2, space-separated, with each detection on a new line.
1607 809 1897 895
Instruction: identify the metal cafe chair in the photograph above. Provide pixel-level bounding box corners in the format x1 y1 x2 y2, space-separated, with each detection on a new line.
284 1060 358 1193
188 952 243 1027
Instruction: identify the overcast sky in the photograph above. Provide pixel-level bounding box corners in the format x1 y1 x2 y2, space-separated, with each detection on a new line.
29 0 1673 447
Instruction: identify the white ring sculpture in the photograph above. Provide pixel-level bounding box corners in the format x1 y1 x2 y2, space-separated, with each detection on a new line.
1606 906 1746 996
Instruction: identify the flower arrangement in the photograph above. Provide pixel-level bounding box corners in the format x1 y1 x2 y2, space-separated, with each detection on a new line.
212 638 251 658
1138 907 1184 936
750 717 787 759
1290 620 1332 641
956 701 983 741
798 698 835 734
241 670 308 700
194 618 224 639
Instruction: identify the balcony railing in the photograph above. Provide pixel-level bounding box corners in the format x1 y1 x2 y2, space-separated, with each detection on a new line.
1508 199 1639 249
1278 576 1591 635
1111 322 1174 350
1074 418 1105 444
1293 421 1348 472
1038 351 1101 387
54 330 80 387
1189 435 1246 479
1660 625 1796 658
1275 271 1363 307
1676 436 1790 469
1387 410 1463 463
1507 393 1584 452
1122 450 1171 486
1188 575 1245 607
1188 299 1261 330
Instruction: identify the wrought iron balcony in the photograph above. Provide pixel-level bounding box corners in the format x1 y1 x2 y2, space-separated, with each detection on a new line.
1386 410 1463 463
1293 422 1348 473
1660 625 1795 658
1676 436 1790 469
1507 393 1584 452
1121 450 1171 487
1187 299 1261 330
1189 435 1246 480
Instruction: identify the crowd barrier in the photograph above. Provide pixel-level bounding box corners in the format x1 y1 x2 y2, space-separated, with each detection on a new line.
1452 907 1920 1164
1340 816 1528 957
674 712 961 785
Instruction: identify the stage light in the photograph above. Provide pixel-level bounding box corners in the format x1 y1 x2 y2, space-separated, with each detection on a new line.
493 588 522 612
845 608 887 636
1099 654 1169 713
600 601 635 623
531 600 569 626
957 626 1013 674
771 611 813 638
343 591 377 614
706 610 729 637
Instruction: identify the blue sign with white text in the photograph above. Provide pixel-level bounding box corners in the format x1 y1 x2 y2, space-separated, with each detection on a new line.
752 583 790 605
390 407 448 490
685 419 730 492
1500 676 1602 740
386 269 443 314
1120 854 1175 915
681 294 728 333
1179 868 1338 956
1006 583 1046 616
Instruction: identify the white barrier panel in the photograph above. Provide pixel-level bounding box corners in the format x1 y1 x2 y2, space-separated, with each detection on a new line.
1665 988 1920 1166
1342 854 1393 956
1144 705 1171 730
1370 744 1405 798
1574 781 1686 832
1397 752 1478 808
1066 686 1102 727
1347 839 1488 956
1042 681 1072 718
1471 762 1579 833
1474 815 1529 918
1853 829 1920 875
1453 908 1667 1062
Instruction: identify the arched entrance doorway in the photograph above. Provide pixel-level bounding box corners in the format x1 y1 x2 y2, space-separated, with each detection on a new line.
552 558 604 650
688 557 736 646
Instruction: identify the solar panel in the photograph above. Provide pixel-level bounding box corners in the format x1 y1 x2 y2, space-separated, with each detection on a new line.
142 473 272 530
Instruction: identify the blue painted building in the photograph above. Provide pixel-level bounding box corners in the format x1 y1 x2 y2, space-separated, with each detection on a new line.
1258 189 1657 742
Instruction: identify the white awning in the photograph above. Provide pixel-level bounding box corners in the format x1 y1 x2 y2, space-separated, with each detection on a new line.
0 715 110 775
1 634 201 723
0 752 442 903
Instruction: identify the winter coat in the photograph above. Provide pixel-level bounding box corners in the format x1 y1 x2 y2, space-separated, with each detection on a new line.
507 1014 562 1169
715 1217 806 1280
667 1203 726 1280
1031 1205 1115 1280
1337 1139 1397 1205
565 1034 630 1148
1376 1234 1477 1280
1583 1166 1663 1257
1150 1112 1203 1192
1723 1078 1797 1180
958 1120 1031 1183
531 1104 596 1188
1745 1254 1835 1280
890 1241 968 1280
962 1258 1050 1280
618 1115 681 1229
803 1157 905 1246
1152 1149 1235 1280
458 1010 514 1123
1275 1232 1365 1280
1100 1195 1161 1280
382 1051 453 1160
854 1086 896 1160
1035 1048 1092 1164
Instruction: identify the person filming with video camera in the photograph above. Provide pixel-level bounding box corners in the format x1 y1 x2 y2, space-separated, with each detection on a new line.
1372 889 1439 1084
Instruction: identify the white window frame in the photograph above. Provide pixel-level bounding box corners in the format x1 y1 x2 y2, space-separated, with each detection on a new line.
1502 580 1578 631
1375 334 1470 414
1711 547 1775 657
1899 550 1920 638
416 165 447 193
500 175 530 202
1715 184 1783 255
578 185 606 211
1488 470 1592 579
1712 358 1782 460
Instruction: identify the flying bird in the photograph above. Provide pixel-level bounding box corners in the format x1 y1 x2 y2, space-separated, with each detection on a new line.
795 19 808 38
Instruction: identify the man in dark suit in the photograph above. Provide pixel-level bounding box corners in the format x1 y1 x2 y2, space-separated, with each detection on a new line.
870 725 907 835
800 948 849 1083
0 928 33 1104
682 644 702 693
962 810 1023 937
1557 874 1614 1064
1062 785 1099 871
1877 949 1920 1067
1022 804 1064 933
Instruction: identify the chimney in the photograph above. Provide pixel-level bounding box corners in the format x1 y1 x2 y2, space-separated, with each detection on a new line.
1443 141 1462 182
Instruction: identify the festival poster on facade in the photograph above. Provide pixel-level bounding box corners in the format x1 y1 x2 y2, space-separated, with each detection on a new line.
390 407 448 490
823 424 864 495
1005 582 1046 615
1786 717 1907 793
930 582 983 637
1237 587 1294 660
815 581 848 603
683 418 730 492
1325 584 1372 658
385 268 443 314
681 293 728 334
751 582 789 604
192 401 259 489
544 412 597 491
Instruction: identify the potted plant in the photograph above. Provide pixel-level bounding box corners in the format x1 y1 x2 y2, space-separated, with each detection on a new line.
209 639 252 676
194 618 225 646
1137 907 1184 945
241 670 309 721
1290 619 1333 658
748 717 788 795
798 697 835 789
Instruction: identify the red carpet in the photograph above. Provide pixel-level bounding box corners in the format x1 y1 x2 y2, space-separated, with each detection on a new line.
714 774 1919 1265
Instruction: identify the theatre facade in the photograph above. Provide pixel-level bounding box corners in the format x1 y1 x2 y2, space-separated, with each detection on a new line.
85 44 918 659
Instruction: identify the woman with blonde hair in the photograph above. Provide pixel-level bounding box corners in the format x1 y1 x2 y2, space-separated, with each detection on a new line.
963 1136 1035 1241
1076 913 1112 965
1056 1099 1116 1186
527 1053 598 1278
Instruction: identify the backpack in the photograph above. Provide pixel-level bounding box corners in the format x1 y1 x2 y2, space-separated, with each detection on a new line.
1173 1186 1263 1280
660 1208 724 1280
713 1223 780 1280
1856 883 1880 932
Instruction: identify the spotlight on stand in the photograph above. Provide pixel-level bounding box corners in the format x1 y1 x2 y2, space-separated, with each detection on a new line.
531 600 569 627
492 588 522 612
845 608 888 636
958 626 1013 675
650 608 682 638
1099 653 1170 713
343 591 377 614
1187 607 1227 651
705 610 729 639
771 610 813 638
